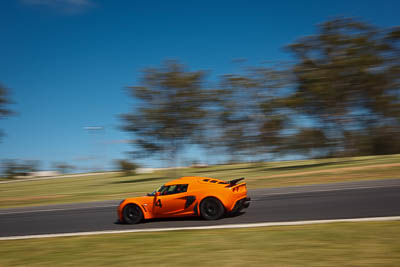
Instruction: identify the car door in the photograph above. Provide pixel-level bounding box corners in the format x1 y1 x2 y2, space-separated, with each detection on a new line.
154 184 188 217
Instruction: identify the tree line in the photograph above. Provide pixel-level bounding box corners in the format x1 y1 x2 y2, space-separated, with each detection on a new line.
121 18 400 164
1 18 399 174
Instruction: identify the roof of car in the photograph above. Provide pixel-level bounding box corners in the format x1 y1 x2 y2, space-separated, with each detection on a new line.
165 176 228 186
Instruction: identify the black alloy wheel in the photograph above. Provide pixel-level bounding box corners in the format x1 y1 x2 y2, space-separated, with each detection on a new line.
200 198 224 220
123 204 143 224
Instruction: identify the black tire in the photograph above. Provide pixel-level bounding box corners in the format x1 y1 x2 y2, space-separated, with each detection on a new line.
200 197 224 220
122 204 143 224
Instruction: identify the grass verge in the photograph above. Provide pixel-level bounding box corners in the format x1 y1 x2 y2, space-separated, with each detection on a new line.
0 154 400 208
0 221 399 266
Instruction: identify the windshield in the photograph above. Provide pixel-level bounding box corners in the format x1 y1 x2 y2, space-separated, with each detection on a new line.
148 185 165 196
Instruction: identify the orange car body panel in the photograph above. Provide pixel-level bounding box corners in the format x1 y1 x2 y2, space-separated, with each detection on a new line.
118 176 249 221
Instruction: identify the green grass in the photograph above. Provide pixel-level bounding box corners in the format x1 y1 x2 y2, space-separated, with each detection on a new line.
0 221 399 266
0 154 400 208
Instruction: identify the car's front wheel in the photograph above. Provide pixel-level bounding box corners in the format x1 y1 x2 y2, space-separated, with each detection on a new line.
122 204 143 224
200 197 224 220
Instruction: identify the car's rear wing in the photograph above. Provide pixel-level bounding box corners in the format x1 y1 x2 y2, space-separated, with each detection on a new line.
226 177 247 193
228 177 245 185
226 177 246 188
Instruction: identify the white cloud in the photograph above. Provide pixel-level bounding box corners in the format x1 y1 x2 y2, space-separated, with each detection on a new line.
21 0 95 14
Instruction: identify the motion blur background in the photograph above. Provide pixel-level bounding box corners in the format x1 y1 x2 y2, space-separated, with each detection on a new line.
1 3 400 266
0 0 399 176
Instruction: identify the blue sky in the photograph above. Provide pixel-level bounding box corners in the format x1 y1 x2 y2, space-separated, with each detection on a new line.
1 0 399 171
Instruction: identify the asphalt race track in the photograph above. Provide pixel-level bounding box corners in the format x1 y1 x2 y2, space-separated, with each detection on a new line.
1 179 400 238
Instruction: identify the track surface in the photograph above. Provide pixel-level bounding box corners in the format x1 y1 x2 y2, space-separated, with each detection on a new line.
1 179 400 238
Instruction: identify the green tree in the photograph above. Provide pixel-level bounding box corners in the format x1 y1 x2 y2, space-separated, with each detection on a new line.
1 160 20 179
215 73 259 161
283 18 400 156
121 60 215 165
114 159 138 175
214 66 289 161
1 160 41 179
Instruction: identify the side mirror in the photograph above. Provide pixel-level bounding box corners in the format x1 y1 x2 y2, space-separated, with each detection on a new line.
155 192 161 197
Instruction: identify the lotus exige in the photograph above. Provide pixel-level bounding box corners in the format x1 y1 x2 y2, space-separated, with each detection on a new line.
117 176 251 224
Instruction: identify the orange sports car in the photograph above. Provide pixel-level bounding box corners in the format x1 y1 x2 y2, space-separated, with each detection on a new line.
117 176 251 224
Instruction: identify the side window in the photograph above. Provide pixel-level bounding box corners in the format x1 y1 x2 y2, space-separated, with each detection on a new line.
179 184 188 193
160 184 188 195
166 185 178 194
173 184 188 194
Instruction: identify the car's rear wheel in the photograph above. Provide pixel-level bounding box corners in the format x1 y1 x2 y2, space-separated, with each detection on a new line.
122 204 143 224
200 197 224 220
